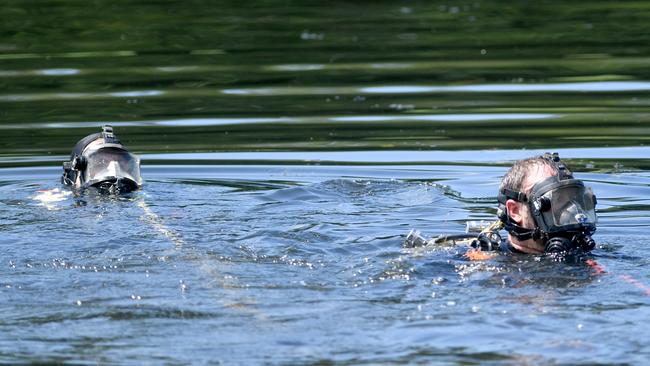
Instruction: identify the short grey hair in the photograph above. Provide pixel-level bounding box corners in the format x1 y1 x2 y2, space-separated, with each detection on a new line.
499 155 571 195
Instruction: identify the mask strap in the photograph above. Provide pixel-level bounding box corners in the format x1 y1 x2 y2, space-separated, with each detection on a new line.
498 188 528 204
503 220 541 241
61 161 76 185
498 199 541 241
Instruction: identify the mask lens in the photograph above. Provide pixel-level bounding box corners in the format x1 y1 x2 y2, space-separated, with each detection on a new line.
84 148 142 187
547 184 596 227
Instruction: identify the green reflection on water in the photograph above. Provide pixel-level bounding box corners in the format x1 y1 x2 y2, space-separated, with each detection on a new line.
1 0 649 164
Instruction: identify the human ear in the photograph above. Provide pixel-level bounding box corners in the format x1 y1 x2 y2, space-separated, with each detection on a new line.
505 199 523 224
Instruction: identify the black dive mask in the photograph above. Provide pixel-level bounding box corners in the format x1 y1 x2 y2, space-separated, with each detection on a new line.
529 175 597 252
62 125 142 193
498 153 598 254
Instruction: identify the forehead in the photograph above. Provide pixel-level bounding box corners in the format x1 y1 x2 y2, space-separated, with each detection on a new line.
523 163 555 193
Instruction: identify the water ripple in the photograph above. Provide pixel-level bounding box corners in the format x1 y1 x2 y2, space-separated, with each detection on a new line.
0 90 164 102
0 114 558 129
143 147 650 164
224 81 650 96
2 81 648 102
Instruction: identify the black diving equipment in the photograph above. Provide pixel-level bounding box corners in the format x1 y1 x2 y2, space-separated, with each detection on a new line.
404 229 431 248
404 229 479 248
404 220 503 251
61 125 142 193
497 153 597 253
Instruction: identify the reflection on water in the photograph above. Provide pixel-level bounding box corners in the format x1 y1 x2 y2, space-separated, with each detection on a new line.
224 81 650 95
2 0 650 364
2 1 650 159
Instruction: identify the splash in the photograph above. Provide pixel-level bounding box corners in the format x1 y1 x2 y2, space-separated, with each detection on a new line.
32 188 72 210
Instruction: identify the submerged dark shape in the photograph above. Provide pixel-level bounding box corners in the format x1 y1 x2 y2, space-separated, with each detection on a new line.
61 125 142 193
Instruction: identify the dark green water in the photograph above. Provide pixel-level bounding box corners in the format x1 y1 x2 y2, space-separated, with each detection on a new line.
1 1 650 365
2 0 650 163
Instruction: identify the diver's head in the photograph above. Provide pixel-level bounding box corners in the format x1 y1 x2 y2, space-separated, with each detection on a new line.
61 125 142 193
497 153 597 254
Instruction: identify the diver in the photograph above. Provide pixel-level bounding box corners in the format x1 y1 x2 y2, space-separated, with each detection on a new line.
61 125 143 194
406 153 597 256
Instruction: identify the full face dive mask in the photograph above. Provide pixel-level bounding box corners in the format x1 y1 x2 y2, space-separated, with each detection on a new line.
498 153 597 253
61 125 142 193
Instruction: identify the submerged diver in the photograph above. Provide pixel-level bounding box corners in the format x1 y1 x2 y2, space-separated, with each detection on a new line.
406 153 597 256
61 125 142 193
